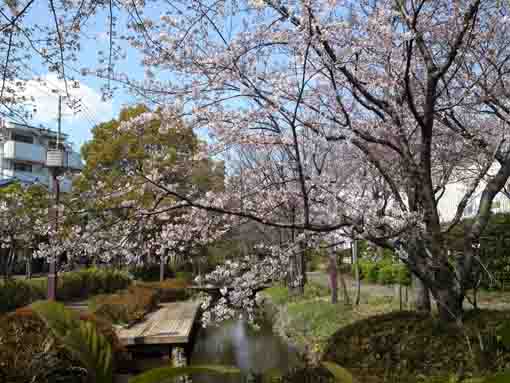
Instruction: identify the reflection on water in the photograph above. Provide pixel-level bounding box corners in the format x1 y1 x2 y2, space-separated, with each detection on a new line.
190 320 302 383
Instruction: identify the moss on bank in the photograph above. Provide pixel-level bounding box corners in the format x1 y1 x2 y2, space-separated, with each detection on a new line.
323 310 510 382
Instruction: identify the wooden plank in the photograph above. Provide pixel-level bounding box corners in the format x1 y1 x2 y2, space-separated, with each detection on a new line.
116 301 200 346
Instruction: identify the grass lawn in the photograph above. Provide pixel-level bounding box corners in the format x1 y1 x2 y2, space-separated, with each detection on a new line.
263 283 400 357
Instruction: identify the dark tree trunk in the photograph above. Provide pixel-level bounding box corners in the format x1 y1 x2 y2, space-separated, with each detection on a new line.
339 270 351 305
432 287 464 323
288 246 305 296
160 257 165 282
407 240 465 322
26 248 32 279
352 240 361 305
328 250 338 304
5 246 16 280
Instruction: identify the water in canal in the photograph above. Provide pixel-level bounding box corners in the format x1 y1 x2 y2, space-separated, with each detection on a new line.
189 319 302 383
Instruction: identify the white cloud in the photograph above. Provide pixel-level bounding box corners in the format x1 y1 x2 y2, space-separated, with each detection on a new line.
18 73 113 126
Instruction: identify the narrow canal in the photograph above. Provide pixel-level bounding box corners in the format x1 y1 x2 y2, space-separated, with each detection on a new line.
119 318 303 383
190 319 302 382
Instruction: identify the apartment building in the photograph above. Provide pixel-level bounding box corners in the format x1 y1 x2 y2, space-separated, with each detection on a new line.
0 121 83 192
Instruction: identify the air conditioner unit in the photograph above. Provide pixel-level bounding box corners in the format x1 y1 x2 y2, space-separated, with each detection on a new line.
46 150 67 168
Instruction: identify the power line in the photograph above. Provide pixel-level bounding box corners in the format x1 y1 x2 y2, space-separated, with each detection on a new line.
20 64 101 129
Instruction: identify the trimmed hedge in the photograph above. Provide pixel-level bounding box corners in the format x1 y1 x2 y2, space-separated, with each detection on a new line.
0 279 45 314
138 278 191 303
90 285 159 325
0 268 132 314
129 263 175 282
174 271 193 283
56 268 132 301
90 279 191 325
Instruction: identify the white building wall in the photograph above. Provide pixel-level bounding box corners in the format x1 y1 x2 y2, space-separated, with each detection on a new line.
437 182 467 223
0 122 83 192
436 163 510 223
3 140 46 163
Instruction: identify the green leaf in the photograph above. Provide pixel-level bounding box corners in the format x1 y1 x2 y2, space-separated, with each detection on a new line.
497 321 510 349
31 300 114 383
322 361 356 383
262 367 284 382
480 372 510 383
129 365 241 383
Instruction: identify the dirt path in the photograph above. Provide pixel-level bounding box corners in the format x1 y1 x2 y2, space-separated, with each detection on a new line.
308 271 510 311
307 271 399 300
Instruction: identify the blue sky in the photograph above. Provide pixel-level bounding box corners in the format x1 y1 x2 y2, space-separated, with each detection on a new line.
10 1 153 150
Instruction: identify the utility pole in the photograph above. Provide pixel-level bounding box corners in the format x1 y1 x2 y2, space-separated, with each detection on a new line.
47 95 62 301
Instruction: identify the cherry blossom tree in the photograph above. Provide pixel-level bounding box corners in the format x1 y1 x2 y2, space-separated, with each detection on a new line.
0 183 48 278
32 105 230 276
4 0 510 322
111 0 510 322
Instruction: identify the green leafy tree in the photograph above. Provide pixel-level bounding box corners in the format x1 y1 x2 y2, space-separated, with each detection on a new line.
69 105 226 271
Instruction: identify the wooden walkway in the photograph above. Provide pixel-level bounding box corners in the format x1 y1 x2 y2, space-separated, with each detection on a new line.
115 301 201 346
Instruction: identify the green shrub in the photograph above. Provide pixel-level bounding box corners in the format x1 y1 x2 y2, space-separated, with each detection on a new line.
263 284 290 305
0 279 45 314
174 271 193 283
0 307 126 383
138 278 190 303
57 268 131 301
359 260 379 283
378 264 396 285
307 255 323 272
90 286 159 325
304 282 330 299
358 260 410 286
129 263 174 282
323 310 510 382
394 264 411 286
0 269 131 313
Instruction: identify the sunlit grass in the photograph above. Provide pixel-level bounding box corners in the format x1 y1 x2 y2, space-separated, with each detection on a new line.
263 283 399 357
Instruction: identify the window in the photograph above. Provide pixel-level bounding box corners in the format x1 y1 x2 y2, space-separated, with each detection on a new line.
12 133 33 144
48 140 65 150
13 162 32 172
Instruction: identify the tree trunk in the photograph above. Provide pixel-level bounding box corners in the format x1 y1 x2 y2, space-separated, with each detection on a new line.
288 250 305 296
339 269 351 305
26 248 32 279
399 284 403 311
352 240 361 305
432 287 464 323
413 274 431 313
328 250 338 304
160 257 165 282
5 246 16 280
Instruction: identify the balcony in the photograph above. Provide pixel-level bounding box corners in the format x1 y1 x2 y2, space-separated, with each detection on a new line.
1 169 49 185
3 140 46 163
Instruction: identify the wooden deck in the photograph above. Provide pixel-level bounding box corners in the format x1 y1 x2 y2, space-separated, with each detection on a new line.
116 301 201 346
